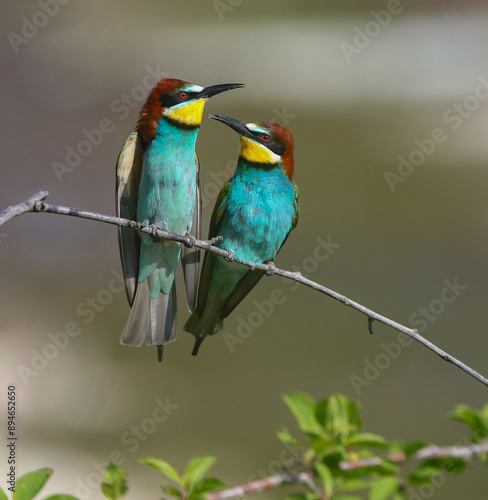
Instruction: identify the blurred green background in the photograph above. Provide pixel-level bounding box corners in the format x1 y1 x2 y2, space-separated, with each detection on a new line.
1 1 488 498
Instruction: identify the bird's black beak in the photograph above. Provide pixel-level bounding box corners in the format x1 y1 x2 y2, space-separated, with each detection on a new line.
209 114 254 140
199 83 244 99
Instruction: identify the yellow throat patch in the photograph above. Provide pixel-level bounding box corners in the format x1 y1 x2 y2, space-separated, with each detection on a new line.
164 99 207 127
239 136 281 164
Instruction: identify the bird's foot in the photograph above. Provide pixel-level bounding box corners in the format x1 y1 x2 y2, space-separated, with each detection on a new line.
183 231 196 248
224 251 235 262
208 235 223 245
266 261 277 276
147 221 166 239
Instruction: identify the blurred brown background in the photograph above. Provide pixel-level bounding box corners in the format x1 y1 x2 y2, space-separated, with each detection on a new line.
1 1 488 498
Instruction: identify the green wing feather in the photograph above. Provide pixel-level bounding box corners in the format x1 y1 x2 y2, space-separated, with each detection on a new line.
182 153 202 312
196 181 231 316
221 269 265 319
291 182 300 230
116 131 144 306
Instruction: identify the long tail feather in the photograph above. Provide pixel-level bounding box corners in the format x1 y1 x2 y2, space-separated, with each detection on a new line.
192 337 204 356
184 295 224 355
120 281 177 354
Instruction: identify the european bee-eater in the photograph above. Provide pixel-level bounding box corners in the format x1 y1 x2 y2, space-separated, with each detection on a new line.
116 79 244 361
184 114 299 355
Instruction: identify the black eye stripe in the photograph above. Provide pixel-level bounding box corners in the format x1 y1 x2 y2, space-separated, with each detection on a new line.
251 131 286 156
159 90 198 108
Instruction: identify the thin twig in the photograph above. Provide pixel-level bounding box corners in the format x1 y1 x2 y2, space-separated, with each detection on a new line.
340 440 488 470
414 441 488 461
207 470 314 500
1 191 488 388
0 190 49 226
208 441 488 499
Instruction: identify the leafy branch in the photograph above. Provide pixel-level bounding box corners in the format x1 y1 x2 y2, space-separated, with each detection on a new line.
1 190 488 388
3 394 487 500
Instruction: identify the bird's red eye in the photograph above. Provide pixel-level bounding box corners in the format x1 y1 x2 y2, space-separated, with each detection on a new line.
261 134 270 141
179 91 188 99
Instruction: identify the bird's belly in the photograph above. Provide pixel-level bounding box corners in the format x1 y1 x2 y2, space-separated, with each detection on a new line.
138 157 196 235
222 203 293 263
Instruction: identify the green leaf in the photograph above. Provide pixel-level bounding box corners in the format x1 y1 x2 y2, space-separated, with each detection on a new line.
191 477 226 495
317 447 347 470
139 458 183 486
100 463 127 500
369 476 399 500
286 493 318 500
441 457 466 475
392 494 407 500
377 460 399 476
450 405 488 439
314 463 333 496
277 427 301 447
334 497 363 500
344 433 388 448
315 394 361 439
450 404 478 427
161 485 181 498
44 496 80 500
0 488 8 500
408 465 439 486
480 403 488 423
13 468 53 500
403 441 426 457
337 478 373 491
312 436 338 455
357 459 398 477
283 393 323 437
183 456 216 491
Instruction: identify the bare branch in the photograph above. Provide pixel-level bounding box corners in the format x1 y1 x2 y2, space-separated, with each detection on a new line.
340 440 488 470
207 470 314 500
208 441 488 499
0 190 48 226
414 440 488 461
1 191 488 388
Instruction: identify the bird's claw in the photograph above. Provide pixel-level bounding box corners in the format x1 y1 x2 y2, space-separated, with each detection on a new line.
266 261 277 276
148 221 166 239
183 231 196 248
224 251 235 262
209 235 223 245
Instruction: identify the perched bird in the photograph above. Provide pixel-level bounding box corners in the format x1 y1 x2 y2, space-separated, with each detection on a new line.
184 114 299 355
116 79 244 361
